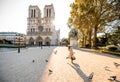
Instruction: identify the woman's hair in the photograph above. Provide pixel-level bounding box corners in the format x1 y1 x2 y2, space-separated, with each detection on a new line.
68 45 71 50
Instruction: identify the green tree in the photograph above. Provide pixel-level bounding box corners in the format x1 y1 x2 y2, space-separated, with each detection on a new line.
69 27 78 38
107 24 120 45
60 38 69 46
68 0 120 48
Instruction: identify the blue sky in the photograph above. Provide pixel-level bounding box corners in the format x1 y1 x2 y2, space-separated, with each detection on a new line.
0 0 74 39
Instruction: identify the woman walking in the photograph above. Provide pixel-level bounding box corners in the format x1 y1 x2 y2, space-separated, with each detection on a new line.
68 45 75 63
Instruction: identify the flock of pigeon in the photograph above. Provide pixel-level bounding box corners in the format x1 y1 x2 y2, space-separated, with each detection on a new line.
107 62 120 82
48 50 57 73
32 50 120 82
87 62 120 81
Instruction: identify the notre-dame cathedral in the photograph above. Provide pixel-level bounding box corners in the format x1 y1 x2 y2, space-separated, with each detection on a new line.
26 4 60 46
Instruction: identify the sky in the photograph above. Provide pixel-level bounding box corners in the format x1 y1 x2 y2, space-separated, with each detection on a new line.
0 0 74 39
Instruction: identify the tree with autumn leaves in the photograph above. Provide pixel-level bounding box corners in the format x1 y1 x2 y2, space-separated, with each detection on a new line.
68 0 120 48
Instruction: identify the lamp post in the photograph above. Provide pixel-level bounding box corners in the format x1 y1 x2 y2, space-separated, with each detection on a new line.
18 36 20 53
16 34 23 53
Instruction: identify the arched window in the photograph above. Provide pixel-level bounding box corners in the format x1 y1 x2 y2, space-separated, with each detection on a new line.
34 9 36 18
31 10 33 18
49 28 51 32
33 28 35 32
46 28 48 32
47 9 48 17
49 9 51 17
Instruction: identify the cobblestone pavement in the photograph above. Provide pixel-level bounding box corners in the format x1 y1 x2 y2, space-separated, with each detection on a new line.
40 47 120 82
0 46 56 82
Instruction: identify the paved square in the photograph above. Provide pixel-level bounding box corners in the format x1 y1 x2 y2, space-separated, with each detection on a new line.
0 47 55 82
40 47 120 82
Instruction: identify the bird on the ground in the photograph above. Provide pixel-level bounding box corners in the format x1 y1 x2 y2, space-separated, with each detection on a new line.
88 72 94 80
108 76 116 81
66 56 69 59
45 59 48 62
54 50 57 54
114 62 120 68
32 60 35 63
48 69 53 75
104 66 110 69
104 66 112 71
48 69 53 73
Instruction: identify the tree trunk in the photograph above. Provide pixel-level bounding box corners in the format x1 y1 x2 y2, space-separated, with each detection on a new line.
88 27 92 48
82 36 84 47
105 33 108 45
84 36 87 47
93 25 97 49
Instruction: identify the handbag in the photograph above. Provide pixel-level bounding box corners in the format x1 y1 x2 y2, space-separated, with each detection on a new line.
71 55 76 60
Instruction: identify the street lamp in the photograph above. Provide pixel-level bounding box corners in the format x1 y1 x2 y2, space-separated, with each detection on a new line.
16 34 23 53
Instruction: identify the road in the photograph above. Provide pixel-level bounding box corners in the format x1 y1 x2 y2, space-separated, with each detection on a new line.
0 46 56 82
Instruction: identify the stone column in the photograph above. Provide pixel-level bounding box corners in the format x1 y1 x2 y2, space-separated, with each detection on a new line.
45 8 46 17
31 10 32 18
51 9 53 17
29 9 30 18
31 9 32 18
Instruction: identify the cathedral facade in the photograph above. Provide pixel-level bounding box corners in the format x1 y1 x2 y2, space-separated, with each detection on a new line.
26 4 60 46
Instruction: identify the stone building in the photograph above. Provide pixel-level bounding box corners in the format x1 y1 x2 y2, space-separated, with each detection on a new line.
26 4 60 46
0 32 26 45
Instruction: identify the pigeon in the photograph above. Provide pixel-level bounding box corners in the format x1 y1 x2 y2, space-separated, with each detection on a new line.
49 69 53 73
66 56 69 59
54 50 57 54
48 69 53 75
110 76 116 80
45 59 48 62
88 72 94 80
32 60 35 63
114 62 120 68
108 76 116 81
104 66 110 69
104 66 112 71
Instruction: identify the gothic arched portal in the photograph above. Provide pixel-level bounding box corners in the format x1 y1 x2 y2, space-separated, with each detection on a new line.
29 37 34 45
36 36 43 46
45 37 51 46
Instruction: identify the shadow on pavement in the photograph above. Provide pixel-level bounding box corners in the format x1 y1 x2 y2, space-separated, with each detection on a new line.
74 48 120 59
68 63 91 82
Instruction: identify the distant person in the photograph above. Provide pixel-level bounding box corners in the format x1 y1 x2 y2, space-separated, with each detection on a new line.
118 43 120 48
68 45 76 63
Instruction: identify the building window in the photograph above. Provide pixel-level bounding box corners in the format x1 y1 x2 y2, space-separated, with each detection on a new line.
49 28 51 32
47 9 48 17
33 28 35 32
31 9 33 18
46 28 48 32
49 9 51 17
34 9 36 18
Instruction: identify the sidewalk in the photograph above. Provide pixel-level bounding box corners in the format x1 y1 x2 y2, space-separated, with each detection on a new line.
40 47 120 82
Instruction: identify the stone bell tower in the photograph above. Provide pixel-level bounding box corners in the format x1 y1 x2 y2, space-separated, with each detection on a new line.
27 5 42 35
43 4 55 32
